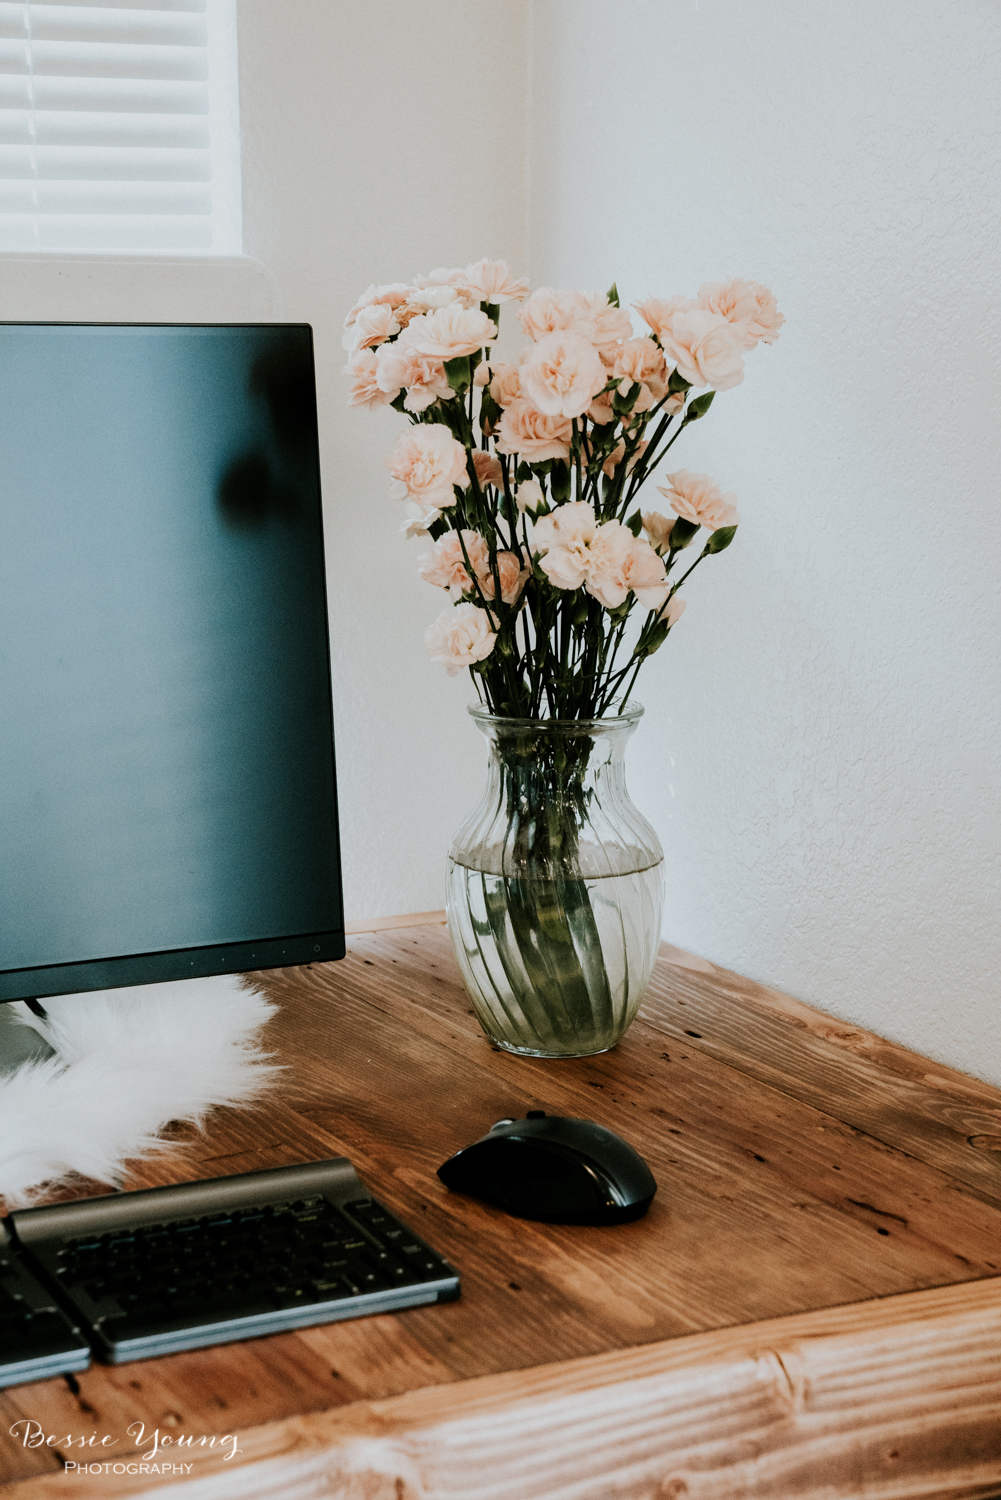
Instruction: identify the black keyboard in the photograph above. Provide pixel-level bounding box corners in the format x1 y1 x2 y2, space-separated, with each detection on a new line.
0 1225 90 1388
4 1158 459 1371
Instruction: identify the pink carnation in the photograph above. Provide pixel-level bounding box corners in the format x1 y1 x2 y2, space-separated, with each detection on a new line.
343 282 411 329
489 362 522 407
586 526 668 611
518 287 590 342
425 602 497 676
633 295 692 337
521 331 607 419
658 308 745 391
342 301 401 353
344 348 395 410
532 502 600 590
480 550 529 605
400 304 498 360
658 469 739 531
471 449 504 489
385 424 470 509
495 400 572 461
575 292 634 347
641 510 676 555
419 529 489 599
696 279 784 348
464 259 530 304
376 344 453 412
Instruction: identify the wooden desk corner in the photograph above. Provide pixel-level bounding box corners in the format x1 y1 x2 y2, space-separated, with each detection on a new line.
2 916 1000 1499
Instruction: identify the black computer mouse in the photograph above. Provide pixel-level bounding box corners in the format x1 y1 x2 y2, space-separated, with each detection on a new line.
436 1111 657 1225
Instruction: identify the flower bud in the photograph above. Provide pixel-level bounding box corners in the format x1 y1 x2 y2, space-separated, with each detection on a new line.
516 479 546 516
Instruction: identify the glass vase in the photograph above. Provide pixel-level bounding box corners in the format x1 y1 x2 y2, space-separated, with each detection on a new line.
446 705 665 1059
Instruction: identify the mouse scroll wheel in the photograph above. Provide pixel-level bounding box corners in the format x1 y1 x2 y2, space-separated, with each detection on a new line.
489 1119 517 1131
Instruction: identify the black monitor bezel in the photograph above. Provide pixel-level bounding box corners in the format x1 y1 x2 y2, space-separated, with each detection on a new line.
0 320 346 1003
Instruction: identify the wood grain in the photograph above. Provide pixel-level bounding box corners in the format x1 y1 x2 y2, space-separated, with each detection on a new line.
5 1279 1001 1499
3 919 1000 1498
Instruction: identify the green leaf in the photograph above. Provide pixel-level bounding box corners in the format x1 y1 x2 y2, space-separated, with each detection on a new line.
444 355 471 392
606 282 620 307
668 368 692 395
516 461 533 483
572 591 590 626
549 460 571 502
625 511 643 537
707 524 738 553
685 390 715 422
669 517 700 550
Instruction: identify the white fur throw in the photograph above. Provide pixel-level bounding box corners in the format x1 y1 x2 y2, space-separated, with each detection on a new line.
0 976 280 1209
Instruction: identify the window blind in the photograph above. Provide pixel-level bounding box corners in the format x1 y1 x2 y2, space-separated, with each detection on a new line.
0 0 241 253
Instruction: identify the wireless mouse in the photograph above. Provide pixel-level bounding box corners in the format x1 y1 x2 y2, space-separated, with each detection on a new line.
437 1111 657 1225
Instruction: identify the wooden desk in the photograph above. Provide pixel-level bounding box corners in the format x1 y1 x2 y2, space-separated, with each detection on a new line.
3 915 1001 1498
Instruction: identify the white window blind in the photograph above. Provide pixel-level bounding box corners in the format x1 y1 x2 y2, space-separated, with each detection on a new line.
0 0 241 254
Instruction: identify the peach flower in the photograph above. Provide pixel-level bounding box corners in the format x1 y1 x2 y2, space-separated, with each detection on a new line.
464 259 530 304
587 390 616 424
342 301 401 353
344 348 396 410
495 400 572 461
641 510 676 555
657 308 745 391
580 521 636 607
659 594 687 627
419 529 489 599
471 449 504 489
400 304 498 360
521 331 607 418
473 361 491 388
574 292 634 348
615 536 670 611
633 295 692 337
658 469 739 530
400 503 439 539
343 282 411 329
425 602 497 676
489 362 522 406
518 287 590 341
385 424 470 509
375 344 453 412
696 279 784 347
586 526 668 610
532 502 599 590
610 338 668 401
413 267 469 289
480 550 530 605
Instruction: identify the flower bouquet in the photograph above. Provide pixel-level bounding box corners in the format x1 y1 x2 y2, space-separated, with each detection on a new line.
344 261 782 1056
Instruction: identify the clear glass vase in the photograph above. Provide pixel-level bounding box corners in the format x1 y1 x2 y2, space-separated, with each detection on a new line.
446 705 665 1058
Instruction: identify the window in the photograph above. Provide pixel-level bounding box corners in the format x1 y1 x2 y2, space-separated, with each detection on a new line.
0 0 241 254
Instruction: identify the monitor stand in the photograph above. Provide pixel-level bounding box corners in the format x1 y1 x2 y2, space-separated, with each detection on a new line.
0 1000 56 1075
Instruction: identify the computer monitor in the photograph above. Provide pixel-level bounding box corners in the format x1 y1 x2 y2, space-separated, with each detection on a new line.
0 323 345 1006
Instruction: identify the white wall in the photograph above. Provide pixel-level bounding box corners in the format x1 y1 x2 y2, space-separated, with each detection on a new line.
528 0 1001 1084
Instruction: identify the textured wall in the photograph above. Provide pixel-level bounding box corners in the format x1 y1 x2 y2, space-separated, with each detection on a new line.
236 0 529 921
527 0 1001 1082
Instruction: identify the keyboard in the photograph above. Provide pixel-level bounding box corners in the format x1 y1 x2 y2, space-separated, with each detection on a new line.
0 1223 90 1388
3 1158 459 1372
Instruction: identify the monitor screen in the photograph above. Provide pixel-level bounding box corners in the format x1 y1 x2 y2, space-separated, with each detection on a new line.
0 323 345 1002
